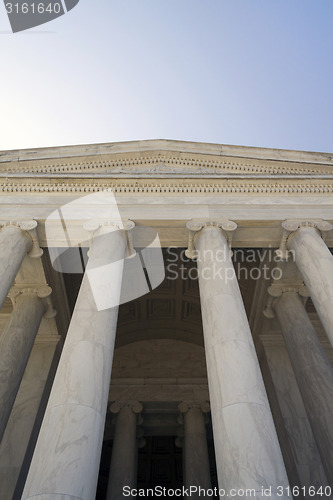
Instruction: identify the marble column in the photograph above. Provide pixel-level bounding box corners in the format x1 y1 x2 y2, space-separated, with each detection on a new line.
22 223 128 500
262 342 329 493
0 221 42 310
279 220 333 347
178 401 211 494
106 401 143 500
0 338 59 500
268 285 333 486
0 286 53 443
186 221 289 498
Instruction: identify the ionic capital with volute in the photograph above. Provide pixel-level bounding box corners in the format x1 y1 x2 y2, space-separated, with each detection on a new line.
0 220 43 259
276 219 333 260
8 285 56 319
263 283 309 319
178 400 210 416
185 220 237 259
83 219 136 259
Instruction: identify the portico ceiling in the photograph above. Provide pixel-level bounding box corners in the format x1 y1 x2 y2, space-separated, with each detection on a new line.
58 248 257 348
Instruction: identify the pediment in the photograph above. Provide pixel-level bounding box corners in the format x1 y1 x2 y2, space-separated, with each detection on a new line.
0 140 333 179
1 155 333 179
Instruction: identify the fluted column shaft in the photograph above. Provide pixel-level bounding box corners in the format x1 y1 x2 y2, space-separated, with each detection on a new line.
0 225 31 309
0 290 47 443
179 402 211 494
107 402 142 500
273 290 333 485
193 224 289 499
22 226 127 500
0 339 59 500
287 225 333 346
263 342 329 492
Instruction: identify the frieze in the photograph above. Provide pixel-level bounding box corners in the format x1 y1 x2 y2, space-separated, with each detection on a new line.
0 179 332 194
1 154 333 177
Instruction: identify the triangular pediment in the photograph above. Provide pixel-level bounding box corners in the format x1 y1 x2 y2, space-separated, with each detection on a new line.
0 139 332 178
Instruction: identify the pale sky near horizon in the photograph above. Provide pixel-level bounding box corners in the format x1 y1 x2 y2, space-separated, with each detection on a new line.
0 0 332 153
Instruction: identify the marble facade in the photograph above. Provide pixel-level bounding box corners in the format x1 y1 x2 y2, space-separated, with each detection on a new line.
0 139 332 499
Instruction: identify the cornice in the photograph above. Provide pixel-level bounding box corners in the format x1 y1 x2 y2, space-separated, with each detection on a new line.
0 154 333 178
0 178 332 194
1 139 333 165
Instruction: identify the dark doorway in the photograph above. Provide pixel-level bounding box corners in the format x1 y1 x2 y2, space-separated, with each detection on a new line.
95 436 183 500
137 436 183 493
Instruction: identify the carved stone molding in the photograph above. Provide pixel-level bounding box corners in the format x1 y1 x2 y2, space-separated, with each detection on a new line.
1 153 333 177
1 180 333 195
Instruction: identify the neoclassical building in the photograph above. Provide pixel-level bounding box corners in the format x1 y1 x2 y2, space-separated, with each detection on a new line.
0 139 332 500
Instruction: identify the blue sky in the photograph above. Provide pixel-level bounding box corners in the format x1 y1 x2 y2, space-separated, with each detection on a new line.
0 0 332 152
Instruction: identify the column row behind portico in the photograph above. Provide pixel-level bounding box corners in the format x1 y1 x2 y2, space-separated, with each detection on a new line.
278 220 333 347
0 286 55 443
265 283 333 486
0 221 43 309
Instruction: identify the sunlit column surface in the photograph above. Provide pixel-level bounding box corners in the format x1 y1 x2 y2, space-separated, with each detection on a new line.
187 221 290 499
22 224 127 500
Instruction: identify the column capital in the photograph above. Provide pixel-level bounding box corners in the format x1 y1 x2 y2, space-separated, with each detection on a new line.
178 401 211 414
8 285 56 319
185 219 237 259
178 401 210 425
84 219 136 259
0 220 43 258
263 283 309 319
276 219 333 260
109 400 143 415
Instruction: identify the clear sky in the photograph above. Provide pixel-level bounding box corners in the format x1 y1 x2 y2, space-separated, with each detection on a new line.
0 0 332 152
